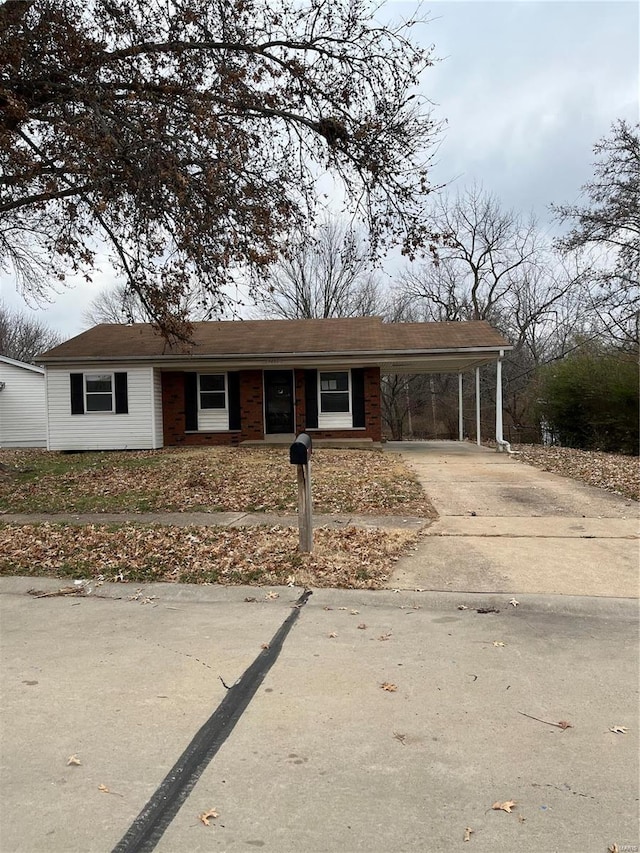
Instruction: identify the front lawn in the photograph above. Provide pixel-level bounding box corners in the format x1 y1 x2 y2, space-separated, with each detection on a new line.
513 445 639 501
0 446 436 516
0 523 417 589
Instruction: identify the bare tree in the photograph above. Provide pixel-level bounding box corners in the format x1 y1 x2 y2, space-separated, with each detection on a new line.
552 120 640 348
394 185 593 439
82 283 222 327
0 301 61 362
552 120 639 290
0 0 442 339
257 219 385 319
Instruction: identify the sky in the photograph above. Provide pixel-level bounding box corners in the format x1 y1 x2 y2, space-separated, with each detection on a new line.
1 0 638 341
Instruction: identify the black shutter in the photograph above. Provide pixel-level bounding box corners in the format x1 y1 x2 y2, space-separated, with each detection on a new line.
227 372 241 430
70 373 84 415
304 369 318 429
114 372 128 414
351 368 366 428
184 372 198 431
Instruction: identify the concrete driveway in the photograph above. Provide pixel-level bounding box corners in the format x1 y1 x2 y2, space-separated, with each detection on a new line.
385 442 639 598
0 579 637 853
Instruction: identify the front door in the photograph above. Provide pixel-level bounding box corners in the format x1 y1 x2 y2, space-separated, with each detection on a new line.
264 370 294 434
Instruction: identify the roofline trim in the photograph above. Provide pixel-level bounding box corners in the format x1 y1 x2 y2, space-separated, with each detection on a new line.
38 344 513 365
0 355 45 373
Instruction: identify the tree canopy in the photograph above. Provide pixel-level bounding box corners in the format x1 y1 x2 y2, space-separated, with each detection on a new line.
0 0 440 338
552 120 639 345
259 218 383 319
0 300 61 361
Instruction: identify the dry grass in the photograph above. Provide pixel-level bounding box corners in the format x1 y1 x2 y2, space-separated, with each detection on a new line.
0 446 435 516
513 444 639 502
0 523 417 589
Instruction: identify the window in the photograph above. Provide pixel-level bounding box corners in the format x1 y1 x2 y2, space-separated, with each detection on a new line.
199 374 226 409
71 372 127 415
319 371 350 413
85 373 113 412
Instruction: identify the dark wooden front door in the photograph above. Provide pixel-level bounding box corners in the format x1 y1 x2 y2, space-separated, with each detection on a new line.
264 370 294 434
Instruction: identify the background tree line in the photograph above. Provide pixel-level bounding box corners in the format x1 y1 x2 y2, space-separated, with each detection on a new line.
3 121 637 453
1 1 636 454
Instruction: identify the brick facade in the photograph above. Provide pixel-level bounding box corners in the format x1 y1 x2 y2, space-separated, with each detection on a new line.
161 366 382 446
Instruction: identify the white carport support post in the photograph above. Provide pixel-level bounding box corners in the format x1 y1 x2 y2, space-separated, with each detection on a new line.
475 367 481 446
458 372 464 441
495 349 505 451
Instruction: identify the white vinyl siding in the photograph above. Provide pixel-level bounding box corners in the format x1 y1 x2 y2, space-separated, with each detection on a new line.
0 358 46 447
151 369 163 448
318 369 352 430
197 373 229 431
46 364 156 450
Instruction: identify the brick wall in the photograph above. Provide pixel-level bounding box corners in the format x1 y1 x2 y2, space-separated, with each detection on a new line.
294 369 306 434
238 370 264 440
161 366 381 446
161 370 264 446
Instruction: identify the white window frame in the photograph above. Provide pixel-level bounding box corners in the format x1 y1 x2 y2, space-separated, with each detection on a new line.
318 370 351 415
198 373 228 412
84 372 114 413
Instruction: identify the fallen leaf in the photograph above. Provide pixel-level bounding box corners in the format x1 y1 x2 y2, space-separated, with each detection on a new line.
199 808 219 826
357 623 367 629
260 643 270 650
557 720 573 729
244 596 257 602
476 607 500 614
518 814 526 824
609 726 628 734
378 632 392 641
98 783 123 797
509 598 520 607
492 800 517 813
493 641 506 647
380 682 397 692
323 606 333 611
608 845 619 853
350 609 360 615
463 827 474 842
265 591 279 600
457 604 469 610
393 732 406 745
67 754 81 766
286 575 296 586
328 632 337 638
338 607 348 611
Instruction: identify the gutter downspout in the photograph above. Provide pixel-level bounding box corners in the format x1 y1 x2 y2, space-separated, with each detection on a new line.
458 372 464 441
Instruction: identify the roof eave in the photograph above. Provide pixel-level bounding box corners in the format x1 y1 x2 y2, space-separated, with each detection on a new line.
38 343 512 365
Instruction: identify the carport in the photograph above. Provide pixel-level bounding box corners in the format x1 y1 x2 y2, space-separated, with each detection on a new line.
377 327 513 448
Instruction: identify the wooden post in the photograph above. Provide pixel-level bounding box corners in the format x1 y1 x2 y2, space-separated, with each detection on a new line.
297 460 313 552
291 433 313 553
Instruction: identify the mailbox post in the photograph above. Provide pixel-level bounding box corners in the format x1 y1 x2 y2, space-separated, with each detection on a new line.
289 433 313 553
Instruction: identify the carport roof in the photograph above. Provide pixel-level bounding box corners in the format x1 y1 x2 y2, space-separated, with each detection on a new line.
38 317 511 373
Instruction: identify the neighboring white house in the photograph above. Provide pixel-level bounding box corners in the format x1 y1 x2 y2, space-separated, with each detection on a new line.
0 356 47 448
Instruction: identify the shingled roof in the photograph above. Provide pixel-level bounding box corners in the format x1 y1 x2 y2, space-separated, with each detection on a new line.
39 317 510 362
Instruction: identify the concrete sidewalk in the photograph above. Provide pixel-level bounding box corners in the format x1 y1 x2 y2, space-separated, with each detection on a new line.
0 511 427 531
385 442 639 598
0 579 637 853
